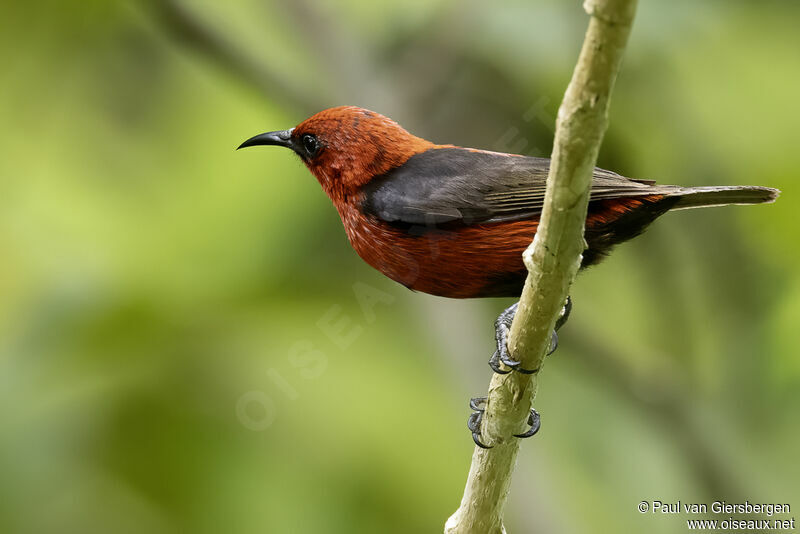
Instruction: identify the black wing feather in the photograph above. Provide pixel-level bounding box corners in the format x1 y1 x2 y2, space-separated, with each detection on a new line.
361 147 671 225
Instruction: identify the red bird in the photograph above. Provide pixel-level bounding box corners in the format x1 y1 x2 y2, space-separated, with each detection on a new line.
239 106 778 443
240 106 776 299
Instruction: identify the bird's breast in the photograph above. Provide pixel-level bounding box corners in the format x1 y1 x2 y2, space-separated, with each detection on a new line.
335 201 535 298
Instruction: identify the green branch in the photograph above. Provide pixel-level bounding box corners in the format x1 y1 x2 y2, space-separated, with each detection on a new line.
445 1 638 532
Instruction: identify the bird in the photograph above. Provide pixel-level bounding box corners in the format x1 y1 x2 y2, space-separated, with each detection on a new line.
239 106 778 445
239 106 777 300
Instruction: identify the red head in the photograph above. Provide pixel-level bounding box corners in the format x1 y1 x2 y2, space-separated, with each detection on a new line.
239 106 435 202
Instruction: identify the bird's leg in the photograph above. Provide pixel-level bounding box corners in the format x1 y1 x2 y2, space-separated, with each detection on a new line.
466 396 541 448
488 302 518 374
468 297 570 446
488 296 572 374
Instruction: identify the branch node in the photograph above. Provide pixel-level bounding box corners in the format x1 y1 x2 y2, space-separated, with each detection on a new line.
583 0 637 26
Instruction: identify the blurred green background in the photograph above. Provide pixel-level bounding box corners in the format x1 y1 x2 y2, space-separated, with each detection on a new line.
1 0 798 532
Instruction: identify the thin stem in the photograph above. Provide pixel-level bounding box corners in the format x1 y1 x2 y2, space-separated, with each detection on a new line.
445 1 638 532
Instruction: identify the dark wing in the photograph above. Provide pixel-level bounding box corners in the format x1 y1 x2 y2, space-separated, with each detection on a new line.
360 147 669 225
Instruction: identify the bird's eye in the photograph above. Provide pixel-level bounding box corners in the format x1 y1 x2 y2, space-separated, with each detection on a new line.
301 134 320 158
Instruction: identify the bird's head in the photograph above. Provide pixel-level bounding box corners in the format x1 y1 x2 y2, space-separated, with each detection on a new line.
239 106 435 201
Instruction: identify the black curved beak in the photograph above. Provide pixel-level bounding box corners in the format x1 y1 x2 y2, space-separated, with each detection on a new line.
237 128 295 150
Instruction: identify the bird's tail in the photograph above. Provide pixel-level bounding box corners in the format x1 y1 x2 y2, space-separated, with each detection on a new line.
667 186 780 211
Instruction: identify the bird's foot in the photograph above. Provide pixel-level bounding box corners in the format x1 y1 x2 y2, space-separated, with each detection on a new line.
488 302 537 374
467 396 541 447
488 297 572 374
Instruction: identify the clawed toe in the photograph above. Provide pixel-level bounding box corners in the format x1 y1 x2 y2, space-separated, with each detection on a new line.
467 397 491 449
512 408 541 439
547 330 558 356
488 351 512 374
555 295 572 331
